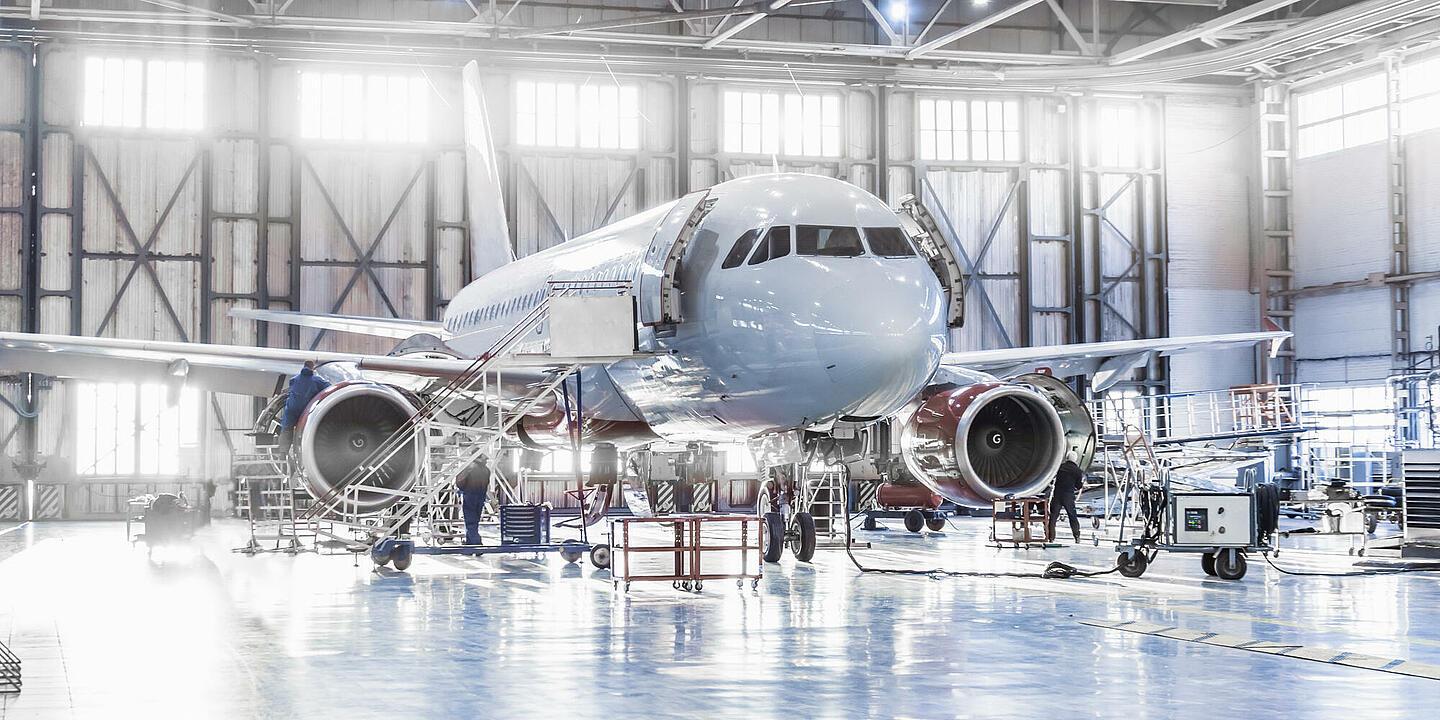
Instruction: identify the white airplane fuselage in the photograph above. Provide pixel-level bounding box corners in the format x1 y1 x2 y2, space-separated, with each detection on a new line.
441 174 948 443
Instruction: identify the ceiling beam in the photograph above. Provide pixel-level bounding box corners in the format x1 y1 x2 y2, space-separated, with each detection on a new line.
703 0 792 49
858 0 902 45
517 2 763 37
914 0 953 46
906 0 1046 59
1110 0 1310 65
134 0 254 27
1044 0 1093 55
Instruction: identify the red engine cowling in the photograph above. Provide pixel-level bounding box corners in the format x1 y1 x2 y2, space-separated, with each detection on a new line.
900 379 1080 507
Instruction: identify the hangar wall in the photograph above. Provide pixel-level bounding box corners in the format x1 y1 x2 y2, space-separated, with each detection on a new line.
0 39 1257 505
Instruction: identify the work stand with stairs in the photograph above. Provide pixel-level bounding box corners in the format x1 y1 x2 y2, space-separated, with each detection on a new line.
233 281 635 570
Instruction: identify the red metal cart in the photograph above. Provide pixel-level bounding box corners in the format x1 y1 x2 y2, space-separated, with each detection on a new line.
610 514 763 592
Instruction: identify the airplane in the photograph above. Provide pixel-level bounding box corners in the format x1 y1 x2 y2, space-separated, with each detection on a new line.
0 63 1287 527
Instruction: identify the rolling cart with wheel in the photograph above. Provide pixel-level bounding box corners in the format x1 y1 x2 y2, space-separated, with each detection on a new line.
371 503 612 571
1113 488 1277 581
610 514 762 592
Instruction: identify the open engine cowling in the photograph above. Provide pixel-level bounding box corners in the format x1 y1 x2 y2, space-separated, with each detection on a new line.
297 382 420 515
900 374 1094 507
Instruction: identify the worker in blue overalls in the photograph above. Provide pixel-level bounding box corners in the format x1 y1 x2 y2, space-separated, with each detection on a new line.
278 360 330 455
456 454 491 545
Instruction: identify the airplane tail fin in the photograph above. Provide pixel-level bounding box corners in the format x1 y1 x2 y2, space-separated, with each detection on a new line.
462 61 515 280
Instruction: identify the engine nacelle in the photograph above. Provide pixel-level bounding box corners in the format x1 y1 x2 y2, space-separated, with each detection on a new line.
900 373 1094 507
297 382 420 515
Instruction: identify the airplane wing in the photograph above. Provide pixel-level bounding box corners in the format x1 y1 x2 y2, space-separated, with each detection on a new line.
0 331 605 397
941 330 1289 391
227 308 447 340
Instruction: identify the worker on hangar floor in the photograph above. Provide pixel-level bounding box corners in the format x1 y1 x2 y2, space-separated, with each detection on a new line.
456 454 491 546
278 360 330 456
1047 449 1086 544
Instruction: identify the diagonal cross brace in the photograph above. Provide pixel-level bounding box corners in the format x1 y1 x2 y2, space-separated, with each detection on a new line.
922 175 1015 348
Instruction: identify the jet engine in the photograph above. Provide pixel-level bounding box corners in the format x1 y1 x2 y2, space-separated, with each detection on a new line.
900 373 1094 507
297 382 421 514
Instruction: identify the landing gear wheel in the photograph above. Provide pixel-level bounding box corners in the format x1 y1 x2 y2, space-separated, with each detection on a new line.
391 543 413 572
791 512 817 562
763 512 784 563
1201 552 1217 577
925 515 946 532
1214 550 1247 580
1365 513 1379 534
559 540 585 564
903 509 925 533
589 544 612 569
1117 551 1148 578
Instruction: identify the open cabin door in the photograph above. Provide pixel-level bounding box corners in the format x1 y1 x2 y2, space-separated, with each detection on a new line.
637 189 716 329
895 194 965 329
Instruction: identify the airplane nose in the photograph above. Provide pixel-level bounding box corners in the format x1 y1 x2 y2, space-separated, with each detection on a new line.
811 265 945 416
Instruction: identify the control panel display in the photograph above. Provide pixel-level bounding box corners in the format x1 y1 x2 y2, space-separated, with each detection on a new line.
1184 508 1208 532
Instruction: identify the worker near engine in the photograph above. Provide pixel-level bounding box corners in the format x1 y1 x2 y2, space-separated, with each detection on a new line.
1047 449 1086 543
456 454 491 546
277 360 330 455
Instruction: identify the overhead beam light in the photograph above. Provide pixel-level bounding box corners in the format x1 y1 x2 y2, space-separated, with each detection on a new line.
885 1 908 23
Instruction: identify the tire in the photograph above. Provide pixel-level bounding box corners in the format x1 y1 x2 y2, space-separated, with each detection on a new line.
1117 551 1148 578
791 512 817 562
559 540 585 564
925 516 947 532
763 512 784 563
589 544 612 569
370 543 392 568
391 543 413 572
1201 552 1217 577
1365 513 1379 534
1215 550 1247 580
903 509 925 533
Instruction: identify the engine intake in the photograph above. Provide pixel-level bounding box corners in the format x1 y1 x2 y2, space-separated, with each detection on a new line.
297 382 420 514
901 379 1083 507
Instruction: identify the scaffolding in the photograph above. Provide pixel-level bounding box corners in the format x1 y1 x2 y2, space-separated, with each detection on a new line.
234 281 634 562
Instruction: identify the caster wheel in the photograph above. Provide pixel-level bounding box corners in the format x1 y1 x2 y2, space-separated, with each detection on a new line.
1358 548 1366 557
1092 516 1101 529
559 540 585 564
751 579 760 590
391 543 413 572
370 544 392 568
925 516 947 532
737 580 744 589
1215 550 1247 580
624 582 631 593
695 581 703 592
763 512 785 563
1116 551 1148 578
673 581 682 590
1201 552 1217 577
589 544 612 569
903 509 925 533
791 512 817 562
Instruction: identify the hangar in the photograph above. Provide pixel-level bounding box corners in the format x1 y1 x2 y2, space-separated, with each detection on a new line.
1 0 1439 716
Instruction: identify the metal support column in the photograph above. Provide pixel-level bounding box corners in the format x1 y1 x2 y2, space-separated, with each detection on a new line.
19 43 42 520
1256 82 1296 384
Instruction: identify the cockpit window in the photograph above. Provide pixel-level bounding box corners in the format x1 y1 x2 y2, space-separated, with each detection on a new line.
721 229 762 269
864 227 917 257
796 225 864 257
748 226 791 266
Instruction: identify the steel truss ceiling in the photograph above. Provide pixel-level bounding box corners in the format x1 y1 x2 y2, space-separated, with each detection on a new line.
2 1 1439 88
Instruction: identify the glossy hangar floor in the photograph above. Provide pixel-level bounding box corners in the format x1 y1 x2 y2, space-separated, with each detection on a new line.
1 518 1437 719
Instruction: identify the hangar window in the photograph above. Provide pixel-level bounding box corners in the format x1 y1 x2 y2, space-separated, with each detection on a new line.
1401 55 1440 135
919 97 1020 163
515 80 641 150
74 382 201 477
298 71 429 143
82 57 204 130
721 228 763 269
747 226 791 266
1296 73 1386 158
1094 104 1140 167
796 225 864 257
863 227 916 257
722 89 841 157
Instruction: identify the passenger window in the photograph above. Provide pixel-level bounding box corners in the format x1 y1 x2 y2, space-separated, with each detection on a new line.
796 225 864 257
864 227 917 257
721 229 763 269
748 226 791 266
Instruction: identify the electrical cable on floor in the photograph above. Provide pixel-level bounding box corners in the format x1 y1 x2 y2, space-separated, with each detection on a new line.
839 495 1123 580
1258 550 1440 577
